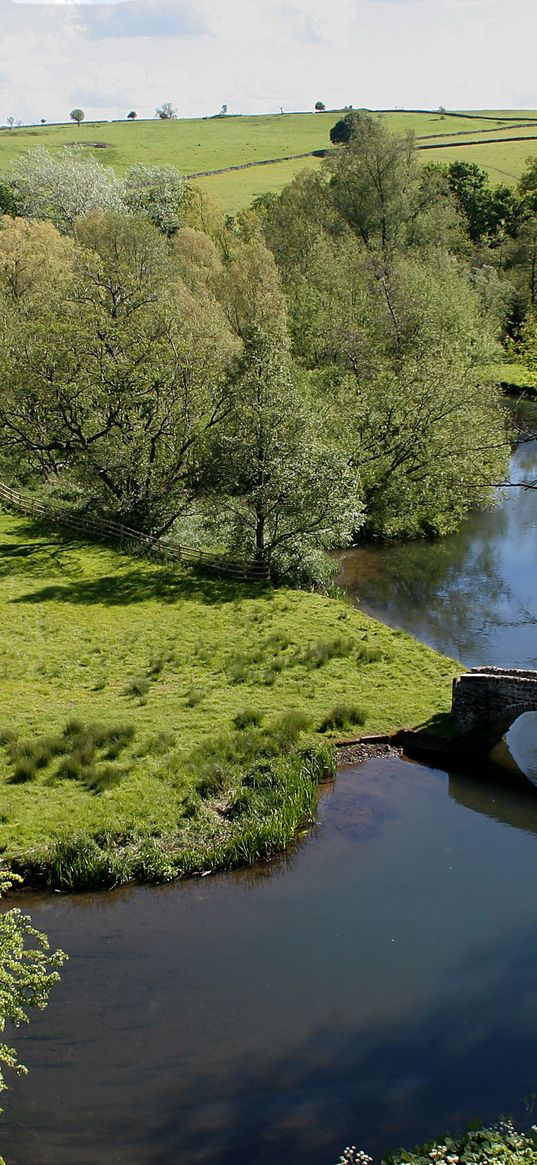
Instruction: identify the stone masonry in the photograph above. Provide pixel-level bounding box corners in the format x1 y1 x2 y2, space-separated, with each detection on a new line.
452 666 537 734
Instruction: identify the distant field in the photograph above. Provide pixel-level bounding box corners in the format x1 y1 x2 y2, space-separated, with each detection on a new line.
2 109 537 213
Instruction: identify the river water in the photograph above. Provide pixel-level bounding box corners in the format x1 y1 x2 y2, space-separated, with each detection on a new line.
2 404 537 1165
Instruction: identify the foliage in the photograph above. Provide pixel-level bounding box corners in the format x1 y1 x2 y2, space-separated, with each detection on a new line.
1 109 535 216
8 146 125 231
315 101 326 112
123 163 185 235
325 111 426 251
156 102 177 120
330 111 359 145
384 1121 537 1165
0 871 67 1102
0 213 237 531
69 109 84 127
203 325 362 566
446 160 523 242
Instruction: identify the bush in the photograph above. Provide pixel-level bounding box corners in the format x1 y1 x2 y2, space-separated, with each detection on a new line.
384 1121 537 1165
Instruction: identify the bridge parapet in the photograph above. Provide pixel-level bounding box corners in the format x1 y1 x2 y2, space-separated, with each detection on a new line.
452 667 537 733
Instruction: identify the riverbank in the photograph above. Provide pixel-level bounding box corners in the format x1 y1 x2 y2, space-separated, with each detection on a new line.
0 512 457 889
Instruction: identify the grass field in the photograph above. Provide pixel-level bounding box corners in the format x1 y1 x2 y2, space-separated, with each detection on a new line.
489 362 537 392
0 512 456 887
2 109 537 212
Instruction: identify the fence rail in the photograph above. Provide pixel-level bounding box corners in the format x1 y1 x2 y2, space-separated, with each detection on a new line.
0 483 270 581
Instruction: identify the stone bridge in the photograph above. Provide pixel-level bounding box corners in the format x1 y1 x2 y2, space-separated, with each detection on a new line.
452 666 537 736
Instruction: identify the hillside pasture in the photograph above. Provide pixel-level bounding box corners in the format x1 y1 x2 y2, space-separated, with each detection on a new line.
2 108 537 212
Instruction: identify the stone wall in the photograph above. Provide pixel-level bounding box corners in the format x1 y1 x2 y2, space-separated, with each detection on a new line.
452 667 537 733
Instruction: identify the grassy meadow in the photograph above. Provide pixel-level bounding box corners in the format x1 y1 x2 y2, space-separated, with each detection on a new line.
2 109 537 211
0 512 457 888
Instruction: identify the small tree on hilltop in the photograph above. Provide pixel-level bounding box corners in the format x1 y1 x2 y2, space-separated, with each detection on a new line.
315 100 326 112
127 111 137 120
156 102 177 120
69 108 85 126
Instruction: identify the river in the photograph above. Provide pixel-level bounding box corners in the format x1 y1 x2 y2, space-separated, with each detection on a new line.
1 403 537 1165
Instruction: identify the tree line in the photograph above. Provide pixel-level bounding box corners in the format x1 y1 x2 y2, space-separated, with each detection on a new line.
1 113 530 582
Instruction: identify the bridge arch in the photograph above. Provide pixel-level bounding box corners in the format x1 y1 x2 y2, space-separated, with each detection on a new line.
452 667 537 736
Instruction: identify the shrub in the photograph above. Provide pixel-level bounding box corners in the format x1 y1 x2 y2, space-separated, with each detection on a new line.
383 1121 537 1165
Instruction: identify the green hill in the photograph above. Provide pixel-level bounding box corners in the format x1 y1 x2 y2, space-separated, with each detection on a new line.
2 108 537 214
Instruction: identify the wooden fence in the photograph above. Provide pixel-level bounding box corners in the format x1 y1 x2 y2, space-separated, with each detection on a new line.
0 482 270 582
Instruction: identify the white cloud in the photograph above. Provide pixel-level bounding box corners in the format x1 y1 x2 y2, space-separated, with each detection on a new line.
0 0 535 126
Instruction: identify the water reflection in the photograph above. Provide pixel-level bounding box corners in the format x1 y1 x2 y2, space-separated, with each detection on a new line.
337 402 537 668
449 765 537 835
5 759 537 1165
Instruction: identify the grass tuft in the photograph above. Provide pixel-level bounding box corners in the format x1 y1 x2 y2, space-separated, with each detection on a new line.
233 708 264 730
298 635 356 669
318 704 367 733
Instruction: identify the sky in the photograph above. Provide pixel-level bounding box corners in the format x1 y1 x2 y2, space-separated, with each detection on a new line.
0 0 536 126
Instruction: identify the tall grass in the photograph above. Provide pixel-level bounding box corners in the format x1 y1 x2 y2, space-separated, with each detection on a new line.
16 740 336 890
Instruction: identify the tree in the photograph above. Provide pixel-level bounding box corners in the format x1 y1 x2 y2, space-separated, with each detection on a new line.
123 163 185 236
6 118 14 130
314 101 326 112
311 248 509 535
155 102 177 120
0 213 238 532
127 111 137 120
0 217 75 310
204 326 360 573
0 180 20 218
69 108 84 127
7 146 125 232
0 872 67 1118
329 112 356 144
40 119 46 125
518 156 537 212
219 104 228 116
325 111 426 251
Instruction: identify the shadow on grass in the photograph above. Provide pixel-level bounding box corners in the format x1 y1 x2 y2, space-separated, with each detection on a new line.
2 515 275 607
12 569 273 607
412 711 456 739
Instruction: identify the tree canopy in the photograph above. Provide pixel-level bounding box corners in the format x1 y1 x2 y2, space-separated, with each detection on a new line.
0 114 519 577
